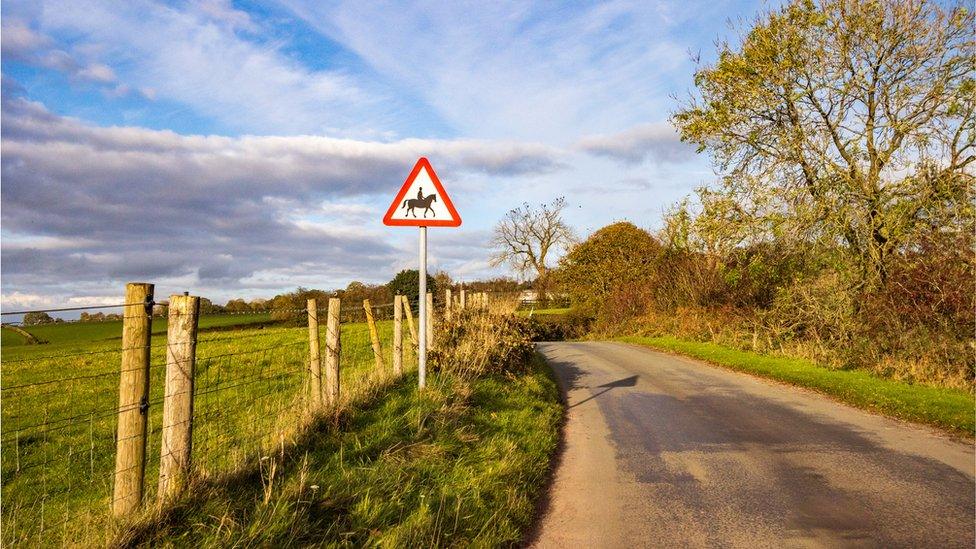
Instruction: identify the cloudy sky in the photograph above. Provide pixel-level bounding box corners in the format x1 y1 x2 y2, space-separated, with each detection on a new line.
1 0 765 309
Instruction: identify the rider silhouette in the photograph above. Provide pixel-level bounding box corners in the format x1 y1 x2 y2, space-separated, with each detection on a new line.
417 187 424 201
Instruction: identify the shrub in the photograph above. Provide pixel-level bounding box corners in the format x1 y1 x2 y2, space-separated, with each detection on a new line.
524 310 592 341
555 222 660 319
430 308 534 377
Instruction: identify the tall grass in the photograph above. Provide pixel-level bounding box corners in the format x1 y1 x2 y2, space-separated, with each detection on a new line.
113 301 561 547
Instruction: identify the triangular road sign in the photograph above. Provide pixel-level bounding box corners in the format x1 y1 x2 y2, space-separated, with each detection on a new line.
383 157 462 227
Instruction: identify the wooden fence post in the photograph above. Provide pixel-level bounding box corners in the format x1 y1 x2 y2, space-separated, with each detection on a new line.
158 294 199 502
444 289 452 321
425 292 434 348
393 295 403 375
113 282 154 517
460 289 466 310
325 298 341 405
306 298 323 410
363 299 386 373
402 295 418 347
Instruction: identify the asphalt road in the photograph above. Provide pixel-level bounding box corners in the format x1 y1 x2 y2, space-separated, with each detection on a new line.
529 341 974 549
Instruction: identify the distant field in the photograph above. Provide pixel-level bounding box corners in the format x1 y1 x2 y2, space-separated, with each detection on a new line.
3 312 273 348
1 314 403 546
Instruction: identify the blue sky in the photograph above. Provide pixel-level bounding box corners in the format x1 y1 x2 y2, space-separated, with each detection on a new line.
1 0 765 310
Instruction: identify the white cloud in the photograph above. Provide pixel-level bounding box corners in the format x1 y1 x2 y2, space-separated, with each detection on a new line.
76 62 116 83
0 96 561 301
577 121 695 164
0 19 51 57
278 0 692 142
195 0 258 32
30 0 406 136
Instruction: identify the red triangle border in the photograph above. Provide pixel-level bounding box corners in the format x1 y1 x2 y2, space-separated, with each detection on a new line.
383 157 462 227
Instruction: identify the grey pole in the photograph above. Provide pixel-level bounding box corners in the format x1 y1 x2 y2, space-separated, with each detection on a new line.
418 226 427 389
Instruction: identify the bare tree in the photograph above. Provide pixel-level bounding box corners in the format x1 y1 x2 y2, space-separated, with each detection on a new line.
490 198 577 288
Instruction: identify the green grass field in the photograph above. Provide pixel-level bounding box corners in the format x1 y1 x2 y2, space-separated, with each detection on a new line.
1 313 402 546
3 312 273 348
2 326 30 346
617 335 975 437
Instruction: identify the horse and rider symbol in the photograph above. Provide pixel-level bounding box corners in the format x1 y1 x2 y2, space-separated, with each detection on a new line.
401 187 438 218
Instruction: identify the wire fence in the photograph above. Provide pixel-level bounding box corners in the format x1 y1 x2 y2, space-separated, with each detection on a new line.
0 294 436 547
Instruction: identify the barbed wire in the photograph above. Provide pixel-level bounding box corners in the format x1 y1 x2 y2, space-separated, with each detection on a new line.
0 302 147 316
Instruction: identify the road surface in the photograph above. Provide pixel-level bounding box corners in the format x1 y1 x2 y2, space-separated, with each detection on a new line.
530 341 974 548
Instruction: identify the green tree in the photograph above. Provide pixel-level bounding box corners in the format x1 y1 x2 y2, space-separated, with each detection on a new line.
387 270 436 306
555 222 660 316
672 0 974 290
23 312 55 325
339 281 393 306
199 297 223 315
224 298 250 313
270 287 330 325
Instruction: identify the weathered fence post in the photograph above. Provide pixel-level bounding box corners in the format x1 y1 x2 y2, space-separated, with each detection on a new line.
459 289 467 310
402 295 418 347
393 295 403 375
444 288 452 321
307 298 323 410
363 299 386 373
113 282 154 516
325 298 341 404
425 292 434 348
158 294 199 502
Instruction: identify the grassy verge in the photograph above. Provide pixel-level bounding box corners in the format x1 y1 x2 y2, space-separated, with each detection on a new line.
617 335 975 437
118 353 562 547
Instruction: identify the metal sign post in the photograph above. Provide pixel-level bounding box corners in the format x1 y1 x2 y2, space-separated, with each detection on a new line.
382 157 461 391
418 226 428 388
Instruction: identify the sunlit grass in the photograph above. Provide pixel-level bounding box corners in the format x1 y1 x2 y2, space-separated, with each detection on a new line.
116 354 561 547
618 335 975 437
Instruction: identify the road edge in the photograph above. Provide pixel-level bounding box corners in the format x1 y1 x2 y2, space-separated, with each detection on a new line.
520 347 570 548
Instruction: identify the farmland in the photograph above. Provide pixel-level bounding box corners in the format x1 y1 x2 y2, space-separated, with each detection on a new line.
2 312 273 347
1 309 400 545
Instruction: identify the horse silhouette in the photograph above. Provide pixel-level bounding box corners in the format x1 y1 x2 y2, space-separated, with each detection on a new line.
402 193 438 218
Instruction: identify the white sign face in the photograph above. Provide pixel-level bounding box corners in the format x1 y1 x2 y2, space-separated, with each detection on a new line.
383 157 461 227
